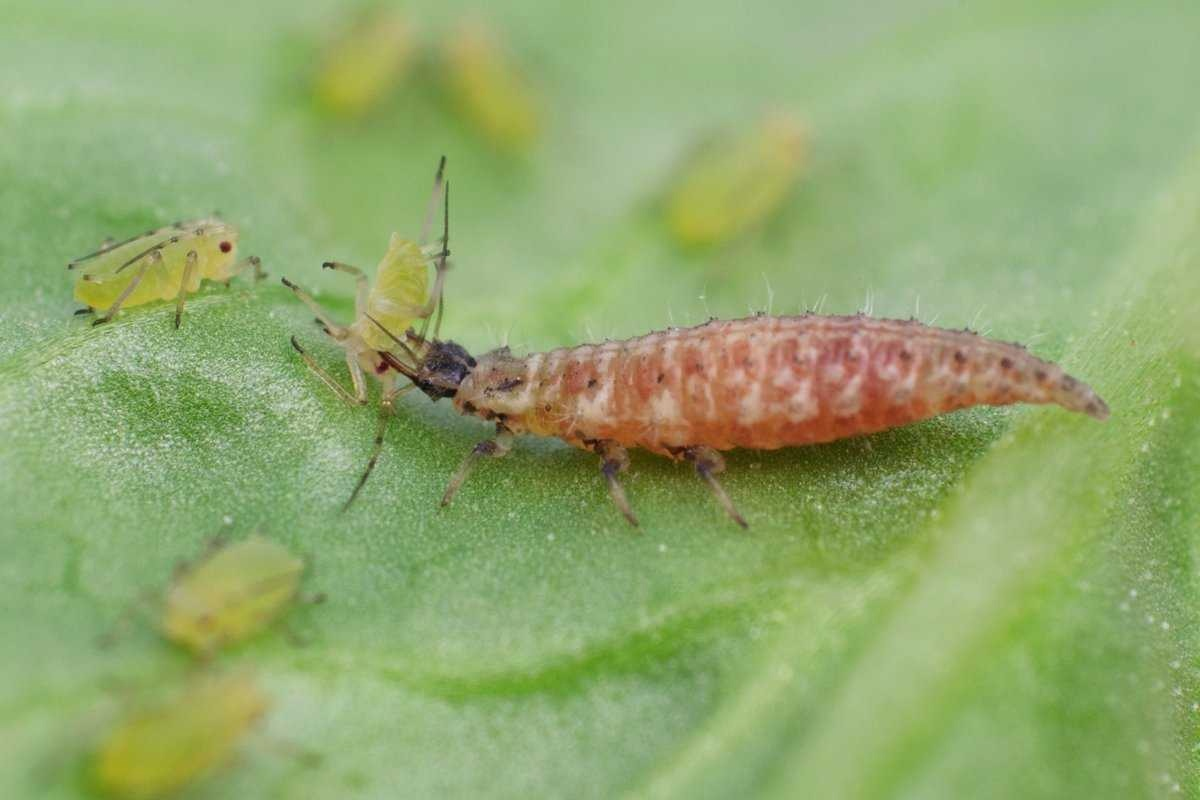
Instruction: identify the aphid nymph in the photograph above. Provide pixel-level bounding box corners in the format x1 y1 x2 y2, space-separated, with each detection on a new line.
91 671 266 800
441 20 541 152
293 170 1110 528
313 8 414 118
69 217 263 328
161 534 320 656
281 157 451 508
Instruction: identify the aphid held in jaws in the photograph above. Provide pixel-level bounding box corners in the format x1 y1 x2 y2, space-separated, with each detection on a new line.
163 535 319 656
282 157 451 508
441 20 541 152
665 112 806 248
69 217 264 328
91 671 266 800
313 9 414 117
365 311 1107 528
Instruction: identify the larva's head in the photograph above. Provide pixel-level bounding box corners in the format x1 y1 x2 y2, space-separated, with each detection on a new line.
410 339 475 400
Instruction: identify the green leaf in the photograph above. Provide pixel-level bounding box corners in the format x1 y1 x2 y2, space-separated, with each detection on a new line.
1 2 1197 798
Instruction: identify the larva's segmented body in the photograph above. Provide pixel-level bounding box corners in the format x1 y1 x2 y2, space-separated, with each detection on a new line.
454 314 1108 458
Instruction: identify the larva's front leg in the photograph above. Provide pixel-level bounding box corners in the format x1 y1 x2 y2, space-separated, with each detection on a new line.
679 445 747 529
592 440 639 529
441 425 513 508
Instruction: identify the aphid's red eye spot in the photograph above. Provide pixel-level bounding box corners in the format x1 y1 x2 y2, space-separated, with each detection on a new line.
219 241 232 253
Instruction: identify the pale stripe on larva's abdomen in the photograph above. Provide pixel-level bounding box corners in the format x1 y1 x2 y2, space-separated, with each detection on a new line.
530 314 1107 454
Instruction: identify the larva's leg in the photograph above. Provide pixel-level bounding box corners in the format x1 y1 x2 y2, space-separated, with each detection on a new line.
322 261 369 320
441 425 513 508
289 336 366 407
280 277 348 337
173 250 199 329
593 440 639 528
224 255 265 286
681 446 748 529
344 382 416 510
92 250 159 326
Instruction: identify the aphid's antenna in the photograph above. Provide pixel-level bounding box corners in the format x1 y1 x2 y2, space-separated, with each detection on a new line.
418 156 447 246
68 229 150 268
418 178 451 342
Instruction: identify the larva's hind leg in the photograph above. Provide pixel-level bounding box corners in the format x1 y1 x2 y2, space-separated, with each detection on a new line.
441 425 513 508
173 250 199 329
593 440 639 528
681 446 748 529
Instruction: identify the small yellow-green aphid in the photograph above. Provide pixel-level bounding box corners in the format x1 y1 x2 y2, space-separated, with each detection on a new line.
69 217 263 328
441 21 541 152
282 157 449 508
313 9 414 117
92 672 266 800
665 112 807 248
163 535 311 656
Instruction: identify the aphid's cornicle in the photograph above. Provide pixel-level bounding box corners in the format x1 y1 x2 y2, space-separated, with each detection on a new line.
288 159 1109 528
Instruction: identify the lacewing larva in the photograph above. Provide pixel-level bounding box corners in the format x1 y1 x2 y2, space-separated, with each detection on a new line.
312 9 414 117
288 167 1108 527
68 217 263 328
665 112 807 248
162 535 320 656
91 672 266 800
441 20 541 152
282 157 450 508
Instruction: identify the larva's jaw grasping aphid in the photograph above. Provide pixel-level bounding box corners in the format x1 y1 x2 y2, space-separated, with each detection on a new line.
665 111 807 248
91 672 266 800
281 157 452 509
69 217 264 328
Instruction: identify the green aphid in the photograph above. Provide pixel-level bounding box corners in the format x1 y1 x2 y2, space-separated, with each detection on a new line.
665 112 807 248
91 672 267 799
313 9 414 118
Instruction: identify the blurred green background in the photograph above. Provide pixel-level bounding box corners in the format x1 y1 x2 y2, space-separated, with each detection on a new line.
1 0 1198 797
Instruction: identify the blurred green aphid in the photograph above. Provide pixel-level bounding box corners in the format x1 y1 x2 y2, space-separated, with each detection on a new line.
92 672 266 800
69 217 263 328
665 112 807 248
442 20 541 152
163 535 314 656
313 9 414 117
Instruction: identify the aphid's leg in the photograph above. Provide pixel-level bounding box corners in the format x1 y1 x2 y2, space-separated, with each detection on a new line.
92 250 159 326
592 440 639 528
280 277 348 337
322 261 370 320
73 307 94 317
343 381 416 511
681 446 748 529
172 250 199 329
440 424 513 508
224 255 265 286
289 336 365 406
96 588 161 649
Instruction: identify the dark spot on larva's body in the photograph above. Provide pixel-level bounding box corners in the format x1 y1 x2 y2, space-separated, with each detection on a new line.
657 373 665 383
544 404 551 412
899 350 912 361
1061 375 1078 391
742 358 753 368
954 350 967 364
462 402 477 414
493 377 524 392
587 378 597 388
1000 357 1014 369
1035 369 1047 381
